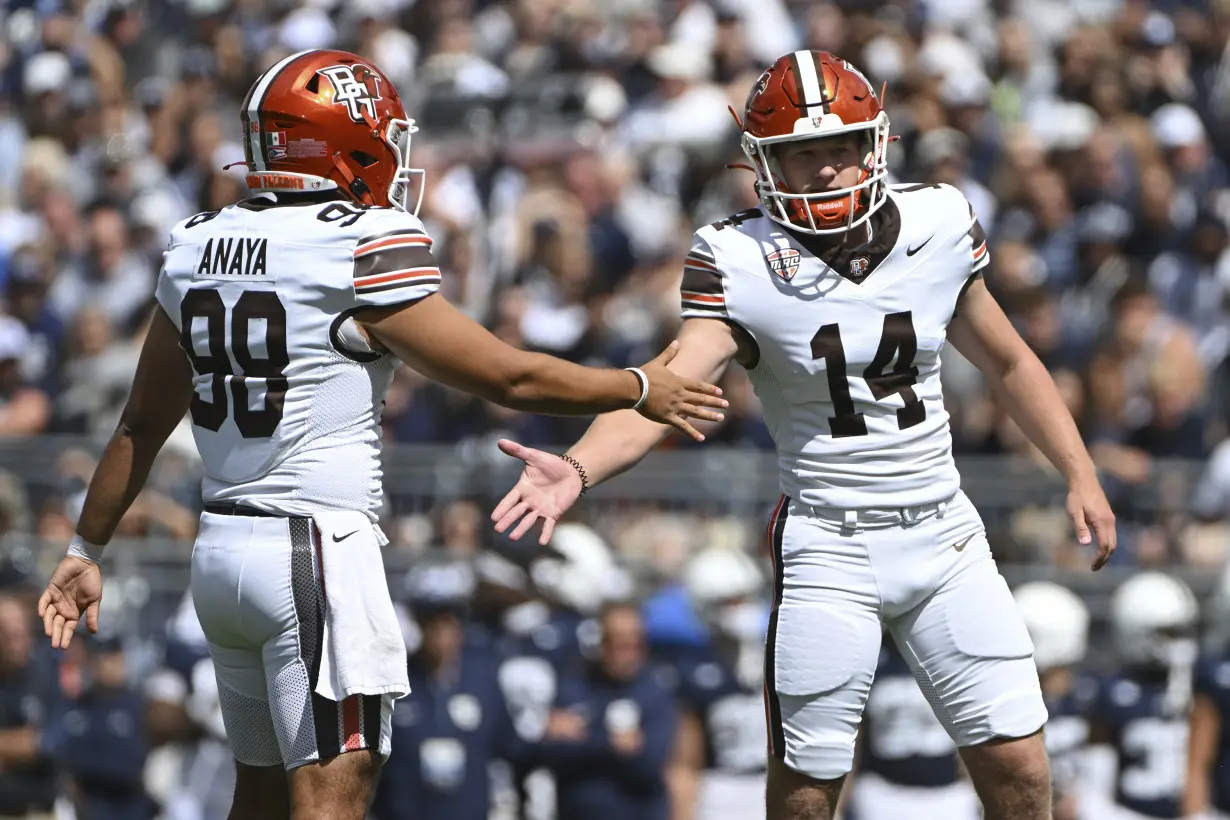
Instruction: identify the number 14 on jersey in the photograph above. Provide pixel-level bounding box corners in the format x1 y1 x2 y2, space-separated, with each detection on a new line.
811 311 925 438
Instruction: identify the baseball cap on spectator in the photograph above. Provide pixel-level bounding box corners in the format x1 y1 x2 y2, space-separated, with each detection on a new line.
180 46 218 81
65 78 98 113
941 70 991 108
135 76 172 111
131 189 181 238
5 9 40 50
1077 202 1134 244
184 0 229 16
346 0 394 20
647 43 712 83
279 8 337 53
1151 103 1206 149
404 560 476 616
583 74 629 124
916 33 982 81
1028 101 1099 151
22 50 71 97
862 35 905 83
6 245 44 285
916 127 968 169
475 549 531 593
84 631 125 655
0 316 30 363
1139 11 1176 49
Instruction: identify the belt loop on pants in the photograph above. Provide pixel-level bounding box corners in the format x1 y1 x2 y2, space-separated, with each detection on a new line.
900 506 917 525
842 509 857 529
937 499 948 518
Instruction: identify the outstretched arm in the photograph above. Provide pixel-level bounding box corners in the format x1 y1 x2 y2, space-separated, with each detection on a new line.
357 294 726 439
492 318 741 543
946 277 1116 569
39 307 195 648
566 318 740 484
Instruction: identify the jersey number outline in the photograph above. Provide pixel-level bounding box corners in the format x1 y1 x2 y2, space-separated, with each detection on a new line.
180 289 289 438
810 311 925 438
1119 717 1187 802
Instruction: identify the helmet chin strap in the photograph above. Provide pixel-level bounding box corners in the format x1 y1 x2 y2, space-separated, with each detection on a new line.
329 110 392 207
330 151 374 206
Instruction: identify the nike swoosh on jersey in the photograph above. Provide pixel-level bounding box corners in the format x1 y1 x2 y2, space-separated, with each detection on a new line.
906 236 933 256
333 530 360 543
952 535 975 552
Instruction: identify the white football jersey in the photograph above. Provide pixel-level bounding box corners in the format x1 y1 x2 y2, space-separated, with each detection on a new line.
155 193 441 521
681 183 990 508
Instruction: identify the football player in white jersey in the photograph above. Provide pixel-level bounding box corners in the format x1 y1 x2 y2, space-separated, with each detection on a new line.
34 49 725 820
492 50 1117 820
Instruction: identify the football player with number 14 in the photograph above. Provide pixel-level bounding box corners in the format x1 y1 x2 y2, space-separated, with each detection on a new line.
493 50 1117 820
34 49 726 820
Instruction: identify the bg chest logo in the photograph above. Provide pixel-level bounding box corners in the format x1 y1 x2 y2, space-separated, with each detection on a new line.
766 247 801 281
318 64 383 123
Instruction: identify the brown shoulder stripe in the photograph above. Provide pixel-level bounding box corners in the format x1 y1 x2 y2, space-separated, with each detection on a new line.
682 266 724 297
355 267 441 295
354 245 437 280
967 218 987 250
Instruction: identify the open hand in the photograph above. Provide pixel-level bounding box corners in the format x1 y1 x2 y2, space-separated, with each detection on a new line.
636 341 726 441
1067 476 1117 571
37 556 103 650
492 440 583 544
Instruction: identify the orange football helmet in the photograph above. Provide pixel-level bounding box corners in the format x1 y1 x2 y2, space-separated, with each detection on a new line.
740 51 890 235
239 49 423 213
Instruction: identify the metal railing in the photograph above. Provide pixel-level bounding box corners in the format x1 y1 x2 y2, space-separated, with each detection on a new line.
0 437 1217 641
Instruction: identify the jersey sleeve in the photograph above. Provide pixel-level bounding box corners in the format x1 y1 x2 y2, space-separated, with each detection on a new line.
350 212 441 307
963 199 990 276
679 233 729 320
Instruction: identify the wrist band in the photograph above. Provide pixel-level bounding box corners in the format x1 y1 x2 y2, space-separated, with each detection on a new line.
624 367 649 411
562 454 589 496
67 534 105 564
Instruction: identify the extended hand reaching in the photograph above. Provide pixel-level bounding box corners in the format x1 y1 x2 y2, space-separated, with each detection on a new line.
635 341 727 441
491 440 583 545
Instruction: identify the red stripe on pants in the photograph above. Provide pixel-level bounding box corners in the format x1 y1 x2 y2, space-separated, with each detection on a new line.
342 694 362 751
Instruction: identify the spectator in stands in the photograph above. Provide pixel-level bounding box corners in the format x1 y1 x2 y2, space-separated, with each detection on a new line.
374 561 525 820
0 316 48 436
52 633 154 820
0 593 58 820
47 200 151 335
538 602 676 820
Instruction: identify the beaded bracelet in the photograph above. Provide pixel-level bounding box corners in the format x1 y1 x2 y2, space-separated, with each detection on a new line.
561 454 589 496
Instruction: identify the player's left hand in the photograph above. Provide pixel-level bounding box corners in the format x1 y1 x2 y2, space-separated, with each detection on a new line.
37 556 103 650
1067 476 1116 571
492 439 584 545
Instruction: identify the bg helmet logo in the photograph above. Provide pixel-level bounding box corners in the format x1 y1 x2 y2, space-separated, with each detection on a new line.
317 64 383 123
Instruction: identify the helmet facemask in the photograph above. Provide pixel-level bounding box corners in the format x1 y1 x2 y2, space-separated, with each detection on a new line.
743 111 891 235
384 116 426 216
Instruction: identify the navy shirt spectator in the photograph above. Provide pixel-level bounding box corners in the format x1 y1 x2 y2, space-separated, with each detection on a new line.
0 594 58 818
537 602 677 820
53 633 153 820
374 561 527 820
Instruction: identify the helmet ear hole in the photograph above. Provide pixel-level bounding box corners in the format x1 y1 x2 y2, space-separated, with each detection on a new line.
350 150 379 168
